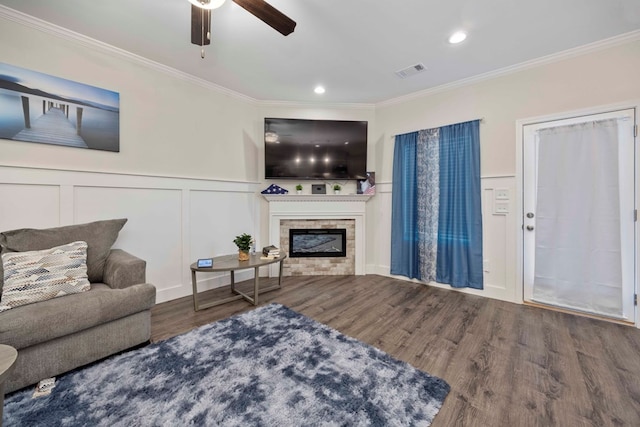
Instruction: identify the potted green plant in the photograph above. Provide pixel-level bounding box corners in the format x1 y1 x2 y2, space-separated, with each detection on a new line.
295 184 303 194
233 233 253 261
333 184 341 194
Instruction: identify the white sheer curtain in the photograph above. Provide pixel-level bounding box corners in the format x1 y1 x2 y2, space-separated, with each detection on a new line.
532 118 626 317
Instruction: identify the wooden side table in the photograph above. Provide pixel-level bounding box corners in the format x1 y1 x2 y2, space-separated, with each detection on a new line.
0 345 17 427
190 253 286 311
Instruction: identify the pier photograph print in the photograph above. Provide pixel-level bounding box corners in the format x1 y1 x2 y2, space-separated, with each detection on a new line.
0 62 119 152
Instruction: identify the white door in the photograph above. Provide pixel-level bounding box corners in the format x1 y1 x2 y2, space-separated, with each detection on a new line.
523 109 636 322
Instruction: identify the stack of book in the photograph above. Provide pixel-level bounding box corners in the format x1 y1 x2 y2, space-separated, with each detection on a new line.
262 245 280 259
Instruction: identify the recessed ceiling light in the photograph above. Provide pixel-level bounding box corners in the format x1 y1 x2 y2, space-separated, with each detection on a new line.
448 31 467 44
314 86 326 94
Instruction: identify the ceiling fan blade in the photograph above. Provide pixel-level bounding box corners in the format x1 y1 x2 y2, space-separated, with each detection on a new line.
232 0 296 36
191 5 211 46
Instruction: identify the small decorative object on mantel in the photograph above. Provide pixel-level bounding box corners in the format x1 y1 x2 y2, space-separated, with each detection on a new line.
295 184 303 194
333 184 341 195
261 184 289 195
357 172 376 195
311 184 326 194
233 233 253 261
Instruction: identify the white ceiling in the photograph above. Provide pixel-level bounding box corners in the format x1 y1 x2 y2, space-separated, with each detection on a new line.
1 0 639 104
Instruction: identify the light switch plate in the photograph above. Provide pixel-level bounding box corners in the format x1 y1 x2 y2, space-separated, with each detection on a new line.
494 201 509 215
495 188 509 200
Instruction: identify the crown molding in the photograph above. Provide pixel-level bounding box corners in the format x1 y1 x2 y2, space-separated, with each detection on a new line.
0 5 375 110
0 5 258 104
2 5 638 110
256 99 375 110
377 30 640 108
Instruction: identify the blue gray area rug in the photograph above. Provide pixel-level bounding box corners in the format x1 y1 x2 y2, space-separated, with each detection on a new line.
5 303 450 426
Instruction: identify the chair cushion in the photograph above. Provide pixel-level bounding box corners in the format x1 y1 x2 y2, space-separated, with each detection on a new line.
0 241 90 312
0 282 156 350
0 219 127 293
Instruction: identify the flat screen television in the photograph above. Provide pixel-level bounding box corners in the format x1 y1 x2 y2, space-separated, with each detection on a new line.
264 118 367 180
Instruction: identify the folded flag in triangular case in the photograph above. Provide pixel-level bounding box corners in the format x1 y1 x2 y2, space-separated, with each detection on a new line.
261 184 289 194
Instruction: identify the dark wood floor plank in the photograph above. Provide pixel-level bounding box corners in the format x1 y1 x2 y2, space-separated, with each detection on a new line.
151 274 640 426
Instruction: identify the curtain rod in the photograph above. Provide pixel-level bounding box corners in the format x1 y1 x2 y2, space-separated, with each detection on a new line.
393 117 485 138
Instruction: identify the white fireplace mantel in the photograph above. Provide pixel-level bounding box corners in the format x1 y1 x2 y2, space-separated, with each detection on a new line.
264 194 371 275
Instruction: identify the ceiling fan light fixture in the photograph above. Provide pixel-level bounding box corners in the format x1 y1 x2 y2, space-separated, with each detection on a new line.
188 0 226 10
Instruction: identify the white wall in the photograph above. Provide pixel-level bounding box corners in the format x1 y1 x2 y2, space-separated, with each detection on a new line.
0 13 263 303
375 38 640 179
0 13 259 182
373 37 640 302
2 10 639 306
0 166 260 303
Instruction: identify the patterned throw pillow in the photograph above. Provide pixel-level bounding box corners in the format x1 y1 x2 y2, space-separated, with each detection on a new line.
0 218 127 289
0 241 90 312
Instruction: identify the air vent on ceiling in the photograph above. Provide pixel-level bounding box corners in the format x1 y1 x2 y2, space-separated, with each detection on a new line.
394 63 427 79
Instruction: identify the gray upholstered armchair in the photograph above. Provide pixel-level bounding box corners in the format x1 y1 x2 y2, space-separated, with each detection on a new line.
0 219 156 393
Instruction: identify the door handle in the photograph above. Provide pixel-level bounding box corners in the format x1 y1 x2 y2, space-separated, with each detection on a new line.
526 225 534 231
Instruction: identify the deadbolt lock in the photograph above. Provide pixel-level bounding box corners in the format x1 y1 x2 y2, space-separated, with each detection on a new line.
526 212 534 218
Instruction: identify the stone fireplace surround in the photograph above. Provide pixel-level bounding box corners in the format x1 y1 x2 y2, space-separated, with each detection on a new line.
281 219 354 276
263 194 371 276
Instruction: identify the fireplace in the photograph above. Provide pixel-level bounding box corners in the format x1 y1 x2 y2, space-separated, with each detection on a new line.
265 194 369 275
289 228 347 258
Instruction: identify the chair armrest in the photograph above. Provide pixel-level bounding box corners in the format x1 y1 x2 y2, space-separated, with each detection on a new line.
103 249 146 289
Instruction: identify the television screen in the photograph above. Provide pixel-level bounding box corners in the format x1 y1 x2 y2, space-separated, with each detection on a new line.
264 118 367 180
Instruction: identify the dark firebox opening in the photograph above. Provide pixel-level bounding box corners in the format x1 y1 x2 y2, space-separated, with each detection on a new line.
289 228 347 258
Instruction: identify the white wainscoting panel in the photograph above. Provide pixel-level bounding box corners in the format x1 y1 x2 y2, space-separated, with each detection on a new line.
0 166 259 303
189 190 258 292
366 182 393 275
1 166 518 305
0 183 61 230
478 177 517 302
74 186 184 301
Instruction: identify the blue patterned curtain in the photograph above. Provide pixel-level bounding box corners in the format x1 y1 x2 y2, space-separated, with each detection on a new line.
391 120 483 289
416 129 440 282
436 121 483 288
390 132 419 279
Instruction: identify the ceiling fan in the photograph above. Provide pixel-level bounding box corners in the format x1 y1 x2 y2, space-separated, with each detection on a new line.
189 0 296 57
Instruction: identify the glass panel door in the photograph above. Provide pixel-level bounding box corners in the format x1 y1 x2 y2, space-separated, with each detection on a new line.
523 109 635 321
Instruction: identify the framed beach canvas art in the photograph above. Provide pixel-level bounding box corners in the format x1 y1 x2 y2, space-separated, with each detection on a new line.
0 62 119 152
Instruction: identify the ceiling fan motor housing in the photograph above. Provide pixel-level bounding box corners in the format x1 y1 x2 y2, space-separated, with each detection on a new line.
190 0 296 49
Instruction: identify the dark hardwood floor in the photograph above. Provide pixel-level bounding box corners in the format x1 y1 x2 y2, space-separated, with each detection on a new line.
151 275 640 426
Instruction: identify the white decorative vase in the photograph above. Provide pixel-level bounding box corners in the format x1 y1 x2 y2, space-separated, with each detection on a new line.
296 190 302 195
334 190 340 195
